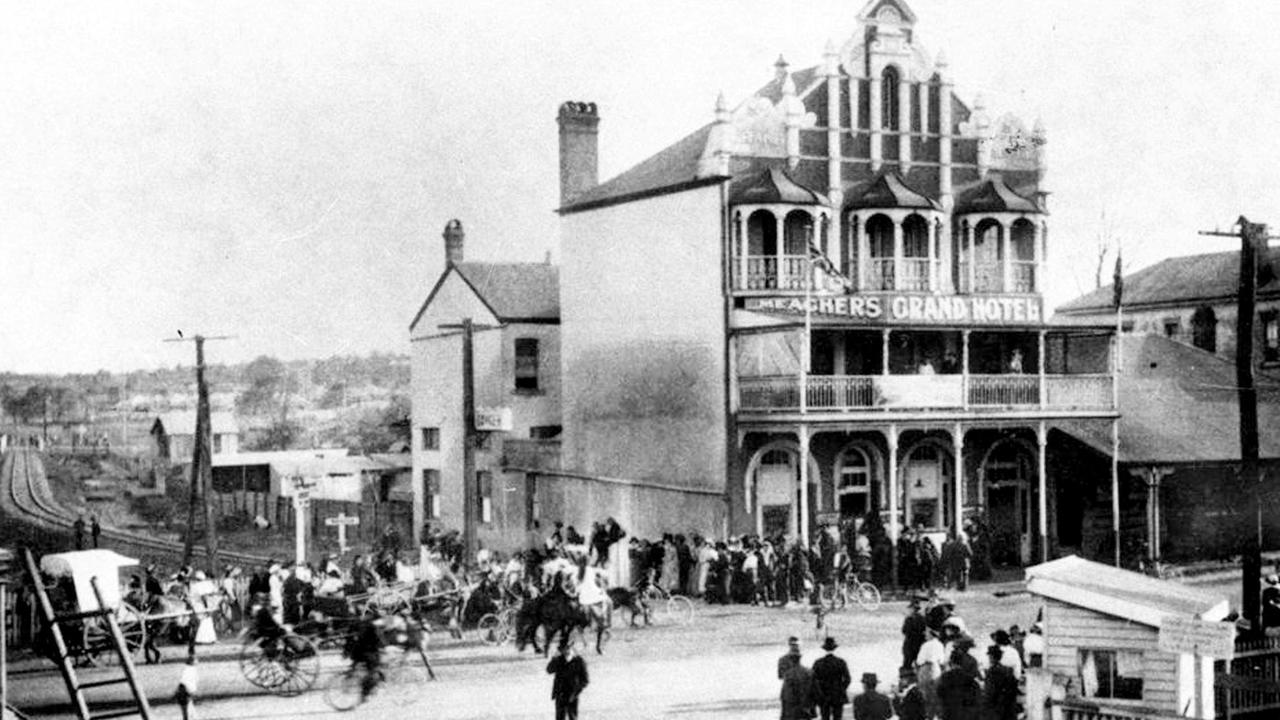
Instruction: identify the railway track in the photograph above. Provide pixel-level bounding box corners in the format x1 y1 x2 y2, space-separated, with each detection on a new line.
1 448 268 568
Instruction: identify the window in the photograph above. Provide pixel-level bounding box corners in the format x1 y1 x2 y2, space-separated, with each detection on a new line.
477 471 493 524
420 427 440 451
530 425 562 439
423 469 441 519
1263 311 1279 363
837 448 874 517
213 434 224 454
1078 649 1143 700
881 66 900 131
1162 317 1180 339
515 338 540 391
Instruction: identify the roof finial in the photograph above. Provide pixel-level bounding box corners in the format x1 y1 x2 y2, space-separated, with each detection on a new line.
935 49 948 68
775 54 789 81
714 91 730 123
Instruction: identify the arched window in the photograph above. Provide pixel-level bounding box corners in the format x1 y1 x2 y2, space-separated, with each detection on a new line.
747 210 777 256
1191 306 1217 353
973 218 1004 292
783 210 813 256
903 215 929 257
837 446 876 517
882 67 900 131
867 214 894 258
1011 219 1037 292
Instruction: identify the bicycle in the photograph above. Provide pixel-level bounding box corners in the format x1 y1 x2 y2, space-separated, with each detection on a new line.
635 580 695 626
842 572 882 611
323 646 430 711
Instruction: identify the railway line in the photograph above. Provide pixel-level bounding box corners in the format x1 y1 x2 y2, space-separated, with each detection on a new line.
1 448 268 568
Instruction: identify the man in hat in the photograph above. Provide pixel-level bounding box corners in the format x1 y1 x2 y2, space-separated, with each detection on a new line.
547 642 588 720
853 672 893 720
901 596 928 672
983 644 1019 720
778 636 815 720
926 596 955 634
1263 575 1280 633
812 637 852 720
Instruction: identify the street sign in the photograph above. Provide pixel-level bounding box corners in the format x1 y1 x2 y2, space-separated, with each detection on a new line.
475 406 512 432
325 513 360 553
1158 616 1236 659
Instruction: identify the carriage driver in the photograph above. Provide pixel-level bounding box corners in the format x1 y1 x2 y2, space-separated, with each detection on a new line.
571 556 612 628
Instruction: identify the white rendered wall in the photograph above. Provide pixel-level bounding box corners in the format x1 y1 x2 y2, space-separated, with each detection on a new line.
560 184 728 539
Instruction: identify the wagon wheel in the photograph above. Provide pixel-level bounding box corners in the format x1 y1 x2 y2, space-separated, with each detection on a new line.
239 633 319 695
477 613 505 646
665 595 695 626
84 603 146 664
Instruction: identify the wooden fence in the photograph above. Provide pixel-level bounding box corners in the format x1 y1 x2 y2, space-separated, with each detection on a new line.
1216 634 1280 719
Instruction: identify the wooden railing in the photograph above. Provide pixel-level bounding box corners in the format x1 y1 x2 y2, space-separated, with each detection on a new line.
968 374 1040 406
738 374 1115 413
1216 634 1280 719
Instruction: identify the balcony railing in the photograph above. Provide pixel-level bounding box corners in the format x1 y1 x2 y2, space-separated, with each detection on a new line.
745 256 777 289
899 258 933 292
1012 260 1036 293
739 373 1114 413
865 259 894 291
957 262 1005 293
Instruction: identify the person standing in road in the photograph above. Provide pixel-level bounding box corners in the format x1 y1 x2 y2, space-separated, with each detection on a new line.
90 516 101 548
812 637 852 720
547 643 588 720
982 645 1019 720
778 636 815 720
1263 575 1280 633
853 673 893 720
73 515 86 550
778 636 803 680
901 596 928 672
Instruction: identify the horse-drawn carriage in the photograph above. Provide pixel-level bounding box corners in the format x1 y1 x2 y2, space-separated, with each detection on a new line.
33 549 148 666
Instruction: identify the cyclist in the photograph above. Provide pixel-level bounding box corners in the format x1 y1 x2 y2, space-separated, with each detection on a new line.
344 617 384 702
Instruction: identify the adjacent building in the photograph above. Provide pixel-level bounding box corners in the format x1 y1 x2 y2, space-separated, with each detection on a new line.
1055 247 1280 369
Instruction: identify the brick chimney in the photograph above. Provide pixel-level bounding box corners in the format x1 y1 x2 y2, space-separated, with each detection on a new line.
443 219 464 266
557 101 599 207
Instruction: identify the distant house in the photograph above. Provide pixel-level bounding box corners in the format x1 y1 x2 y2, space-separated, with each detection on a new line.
1025 555 1230 720
1055 247 1280 369
150 411 240 460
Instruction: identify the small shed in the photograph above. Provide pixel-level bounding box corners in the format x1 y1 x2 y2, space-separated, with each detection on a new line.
1025 555 1231 719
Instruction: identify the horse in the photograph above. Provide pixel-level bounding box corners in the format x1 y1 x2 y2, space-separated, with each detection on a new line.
513 584 609 656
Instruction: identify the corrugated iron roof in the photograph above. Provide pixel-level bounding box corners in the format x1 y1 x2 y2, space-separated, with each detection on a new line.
1057 247 1280 314
730 166 827 205
1059 334 1280 464
846 172 940 210
559 123 719 213
953 174 1042 214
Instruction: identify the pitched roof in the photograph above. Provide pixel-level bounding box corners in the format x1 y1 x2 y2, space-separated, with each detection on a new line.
1059 334 1280 464
152 411 238 437
558 123 721 213
409 261 560 331
454 262 559 322
730 166 827 205
846 172 940 210
1025 555 1229 627
1056 248 1280 314
953 174 1042 215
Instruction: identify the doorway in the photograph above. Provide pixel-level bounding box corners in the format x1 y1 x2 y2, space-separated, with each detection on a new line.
984 441 1033 565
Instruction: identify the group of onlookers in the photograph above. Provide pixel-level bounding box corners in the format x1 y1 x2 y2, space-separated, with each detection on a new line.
897 594 1042 720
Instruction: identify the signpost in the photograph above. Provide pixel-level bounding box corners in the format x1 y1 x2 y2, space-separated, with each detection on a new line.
325 513 360 554
290 475 316 566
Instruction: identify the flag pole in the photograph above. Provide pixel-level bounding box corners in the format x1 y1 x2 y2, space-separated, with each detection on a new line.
1112 247 1123 568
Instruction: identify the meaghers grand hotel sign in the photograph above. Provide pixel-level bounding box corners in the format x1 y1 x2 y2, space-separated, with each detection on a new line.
744 294 1043 326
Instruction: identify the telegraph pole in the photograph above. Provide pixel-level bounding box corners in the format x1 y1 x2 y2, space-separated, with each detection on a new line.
1200 218 1275 633
438 319 480 567
165 334 232 574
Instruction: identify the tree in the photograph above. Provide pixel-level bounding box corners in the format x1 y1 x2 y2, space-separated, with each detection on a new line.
245 418 306 451
236 355 296 416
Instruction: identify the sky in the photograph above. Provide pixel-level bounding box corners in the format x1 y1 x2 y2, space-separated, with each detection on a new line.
2 0 1278 373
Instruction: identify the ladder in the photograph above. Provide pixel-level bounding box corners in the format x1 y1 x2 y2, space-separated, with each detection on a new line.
22 549 153 720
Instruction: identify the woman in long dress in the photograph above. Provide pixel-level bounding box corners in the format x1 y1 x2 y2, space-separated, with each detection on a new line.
660 535 679 593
